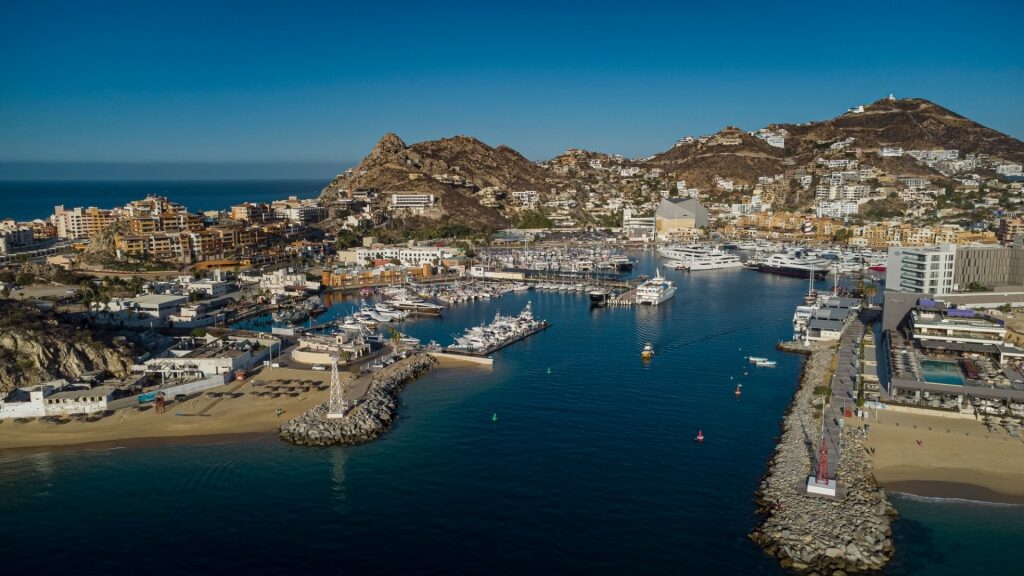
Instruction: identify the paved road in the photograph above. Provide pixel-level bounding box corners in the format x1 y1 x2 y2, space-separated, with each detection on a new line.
817 309 879 480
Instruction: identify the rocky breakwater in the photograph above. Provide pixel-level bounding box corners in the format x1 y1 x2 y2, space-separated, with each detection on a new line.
750 341 897 574
279 353 438 446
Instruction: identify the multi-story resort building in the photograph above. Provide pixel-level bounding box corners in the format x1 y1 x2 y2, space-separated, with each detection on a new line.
885 245 957 294
53 205 117 239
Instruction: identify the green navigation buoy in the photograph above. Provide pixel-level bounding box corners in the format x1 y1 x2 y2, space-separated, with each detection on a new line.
492 412 498 422
547 367 552 375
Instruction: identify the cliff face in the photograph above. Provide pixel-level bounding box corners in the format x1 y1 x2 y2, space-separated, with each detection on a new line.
0 301 134 393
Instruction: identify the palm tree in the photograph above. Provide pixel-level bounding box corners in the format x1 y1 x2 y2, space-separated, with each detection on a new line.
862 282 878 306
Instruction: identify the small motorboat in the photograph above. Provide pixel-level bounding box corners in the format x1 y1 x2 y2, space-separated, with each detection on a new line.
735 384 742 397
641 342 654 360
695 430 704 443
747 356 768 364
755 359 777 368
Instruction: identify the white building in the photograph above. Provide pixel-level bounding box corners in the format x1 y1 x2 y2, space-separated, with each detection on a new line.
276 204 326 225
996 164 1023 177
144 334 281 380
355 245 457 266
885 244 957 295
259 268 320 295
0 381 115 420
0 221 35 254
816 201 859 218
43 387 116 416
511 190 540 206
104 294 189 320
192 280 231 297
388 193 436 213
622 208 656 240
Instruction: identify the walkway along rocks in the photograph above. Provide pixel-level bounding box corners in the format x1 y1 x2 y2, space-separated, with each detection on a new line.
279 353 438 446
750 341 897 574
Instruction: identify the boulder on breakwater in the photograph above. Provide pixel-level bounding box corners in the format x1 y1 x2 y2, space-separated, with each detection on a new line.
751 340 897 574
279 353 438 446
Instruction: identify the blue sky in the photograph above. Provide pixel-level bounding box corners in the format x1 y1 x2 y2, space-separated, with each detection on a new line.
1 0 1022 178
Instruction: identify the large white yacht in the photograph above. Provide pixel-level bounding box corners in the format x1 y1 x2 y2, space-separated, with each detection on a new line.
660 243 743 271
635 268 677 305
659 243 714 261
675 253 744 271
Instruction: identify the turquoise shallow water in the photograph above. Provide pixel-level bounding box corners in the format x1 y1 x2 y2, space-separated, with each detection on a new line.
0 253 1018 574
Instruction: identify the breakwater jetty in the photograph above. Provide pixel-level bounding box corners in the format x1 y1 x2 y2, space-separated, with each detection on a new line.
750 340 897 574
279 353 438 446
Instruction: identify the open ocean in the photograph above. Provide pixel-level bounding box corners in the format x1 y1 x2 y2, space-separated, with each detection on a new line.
0 243 1021 573
0 179 326 221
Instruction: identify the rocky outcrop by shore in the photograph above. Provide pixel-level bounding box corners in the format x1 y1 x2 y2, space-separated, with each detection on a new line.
750 341 897 574
0 301 133 393
279 353 438 446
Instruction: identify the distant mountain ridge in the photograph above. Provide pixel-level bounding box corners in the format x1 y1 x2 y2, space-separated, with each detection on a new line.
320 97 1024 230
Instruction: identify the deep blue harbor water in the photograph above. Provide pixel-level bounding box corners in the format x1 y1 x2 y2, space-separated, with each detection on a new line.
1 254 1021 574
0 179 325 221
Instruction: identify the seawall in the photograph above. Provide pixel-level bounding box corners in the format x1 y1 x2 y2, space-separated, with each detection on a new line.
750 340 897 574
279 353 438 446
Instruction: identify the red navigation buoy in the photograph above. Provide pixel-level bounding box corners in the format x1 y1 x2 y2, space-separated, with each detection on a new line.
735 384 742 397
696 429 704 443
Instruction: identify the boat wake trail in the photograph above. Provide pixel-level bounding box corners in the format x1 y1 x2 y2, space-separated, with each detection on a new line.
660 325 752 353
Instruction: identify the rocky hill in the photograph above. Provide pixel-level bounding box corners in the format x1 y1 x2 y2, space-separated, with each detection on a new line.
319 97 1024 231
778 98 1024 162
646 98 1024 189
645 126 791 189
320 133 553 231
0 301 134 393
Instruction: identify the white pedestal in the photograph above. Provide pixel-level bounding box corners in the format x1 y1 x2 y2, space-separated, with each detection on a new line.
806 476 837 497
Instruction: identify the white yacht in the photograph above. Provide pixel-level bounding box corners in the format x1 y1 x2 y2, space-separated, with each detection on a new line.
389 294 444 314
659 243 715 261
635 268 677 306
675 252 743 271
660 243 742 271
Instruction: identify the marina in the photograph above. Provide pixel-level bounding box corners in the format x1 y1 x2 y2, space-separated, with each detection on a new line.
3 250 1021 575
441 302 551 357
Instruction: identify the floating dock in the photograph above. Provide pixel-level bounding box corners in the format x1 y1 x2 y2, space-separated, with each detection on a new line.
441 321 552 357
608 289 637 307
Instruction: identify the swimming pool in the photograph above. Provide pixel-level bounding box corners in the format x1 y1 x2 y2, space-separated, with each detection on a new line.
921 359 966 385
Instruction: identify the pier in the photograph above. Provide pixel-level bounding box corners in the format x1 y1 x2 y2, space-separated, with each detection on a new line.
751 319 896 574
279 353 438 446
607 288 638 307
441 320 552 357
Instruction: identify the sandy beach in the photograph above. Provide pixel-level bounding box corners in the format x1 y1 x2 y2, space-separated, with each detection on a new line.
0 367 359 452
864 407 1024 502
